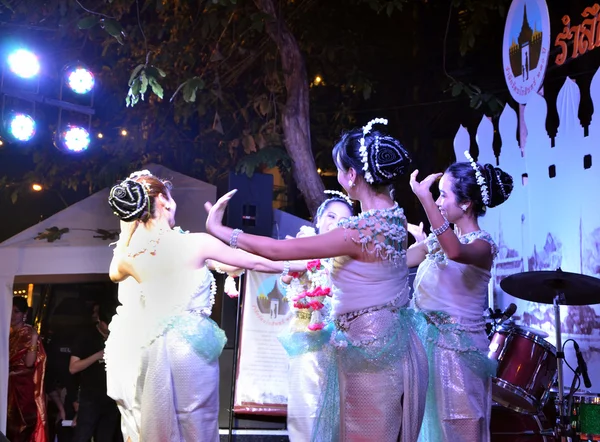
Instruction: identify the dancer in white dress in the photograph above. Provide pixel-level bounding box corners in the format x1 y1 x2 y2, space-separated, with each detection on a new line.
206 119 429 442
106 170 304 442
408 152 513 441
278 192 353 441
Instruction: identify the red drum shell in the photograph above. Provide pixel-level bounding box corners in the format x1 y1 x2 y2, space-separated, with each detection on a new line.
488 325 557 414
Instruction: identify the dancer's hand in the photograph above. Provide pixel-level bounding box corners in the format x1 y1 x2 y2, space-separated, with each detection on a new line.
409 170 442 200
205 189 237 235
407 222 426 243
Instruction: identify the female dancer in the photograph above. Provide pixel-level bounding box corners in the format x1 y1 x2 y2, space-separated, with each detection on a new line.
279 191 353 441
7 296 47 442
206 119 428 442
106 170 304 442
408 151 513 441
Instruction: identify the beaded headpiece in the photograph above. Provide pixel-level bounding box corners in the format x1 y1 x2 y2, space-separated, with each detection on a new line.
464 150 490 206
359 118 388 184
324 190 353 206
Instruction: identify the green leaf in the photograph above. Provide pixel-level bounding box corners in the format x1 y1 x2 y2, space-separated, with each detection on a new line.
182 77 205 102
386 2 394 17
451 82 463 97
102 18 125 44
140 72 149 97
148 77 164 99
78 16 100 30
128 64 145 86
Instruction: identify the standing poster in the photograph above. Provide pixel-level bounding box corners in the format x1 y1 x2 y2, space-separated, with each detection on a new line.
234 270 292 415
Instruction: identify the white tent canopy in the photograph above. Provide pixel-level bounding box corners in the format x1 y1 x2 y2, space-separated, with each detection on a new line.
0 164 216 432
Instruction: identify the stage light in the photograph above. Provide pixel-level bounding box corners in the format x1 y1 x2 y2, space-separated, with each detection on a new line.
7 49 40 79
32 183 43 192
55 125 91 153
6 113 36 142
97 132 103 139
65 66 95 94
120 129 128 136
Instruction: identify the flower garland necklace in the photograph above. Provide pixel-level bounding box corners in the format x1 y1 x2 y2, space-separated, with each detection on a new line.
290 259 332 331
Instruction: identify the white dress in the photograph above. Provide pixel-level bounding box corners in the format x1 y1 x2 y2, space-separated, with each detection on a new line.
278 260 335 442
135 265 225 442
413 231 498 442
106 246 226 442
105 277 145 442
313 204 429 442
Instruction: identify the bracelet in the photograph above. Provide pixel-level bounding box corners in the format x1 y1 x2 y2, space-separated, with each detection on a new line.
229 229 243 249
281 260 290 276
28 344 38 352
431 219 450 236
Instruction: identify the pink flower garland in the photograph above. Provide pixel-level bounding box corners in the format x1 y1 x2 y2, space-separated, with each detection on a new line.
291 259 332 331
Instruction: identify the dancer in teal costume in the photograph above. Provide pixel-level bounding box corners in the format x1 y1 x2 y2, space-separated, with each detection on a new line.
408 152 513 442
206 118 429 442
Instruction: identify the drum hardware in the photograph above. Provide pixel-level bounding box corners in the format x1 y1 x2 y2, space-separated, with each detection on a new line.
499 269 600 441
486 303 518 339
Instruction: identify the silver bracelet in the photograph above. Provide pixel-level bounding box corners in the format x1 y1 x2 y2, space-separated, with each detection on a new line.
281 260 290 276
432 219 450 236
229 228 243 249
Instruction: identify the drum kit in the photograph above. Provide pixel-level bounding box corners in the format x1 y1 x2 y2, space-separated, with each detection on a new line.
488 269 600 441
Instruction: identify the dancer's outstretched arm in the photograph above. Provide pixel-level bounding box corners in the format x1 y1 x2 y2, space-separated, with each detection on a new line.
205 190 361 262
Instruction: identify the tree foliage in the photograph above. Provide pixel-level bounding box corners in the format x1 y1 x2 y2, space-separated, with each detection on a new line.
0 0 509 213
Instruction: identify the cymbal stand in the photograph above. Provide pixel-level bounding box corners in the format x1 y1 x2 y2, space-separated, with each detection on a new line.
553 291 568 440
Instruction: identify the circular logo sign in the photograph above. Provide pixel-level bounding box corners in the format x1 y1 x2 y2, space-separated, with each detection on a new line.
502 0 551 104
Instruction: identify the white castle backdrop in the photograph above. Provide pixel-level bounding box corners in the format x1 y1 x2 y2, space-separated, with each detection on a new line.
454 67 600 393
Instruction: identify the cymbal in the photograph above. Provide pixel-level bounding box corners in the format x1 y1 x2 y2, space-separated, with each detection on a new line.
500 270 600 305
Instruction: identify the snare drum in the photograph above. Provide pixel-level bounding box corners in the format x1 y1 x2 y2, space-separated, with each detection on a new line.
488 325 557 414
569 394 600 441
491 403 556 441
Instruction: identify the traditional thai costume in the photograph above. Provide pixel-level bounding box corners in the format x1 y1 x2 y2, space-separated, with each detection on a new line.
105 229 226 442
413 230 498 442
315 203 429 442
7 324 48 442
279 255 336 442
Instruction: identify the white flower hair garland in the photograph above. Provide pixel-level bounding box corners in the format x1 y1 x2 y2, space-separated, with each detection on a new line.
464 150 490 205
324 190 353 206
359 118 388 184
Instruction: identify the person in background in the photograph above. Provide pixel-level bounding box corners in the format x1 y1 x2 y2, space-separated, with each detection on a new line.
69 303 122 442
7 296 48 442
407 151 513 441
279 191 353 441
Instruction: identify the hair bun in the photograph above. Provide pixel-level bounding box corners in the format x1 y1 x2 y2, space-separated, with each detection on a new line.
108 179 148 221
366 133 412 185
482 164 513 208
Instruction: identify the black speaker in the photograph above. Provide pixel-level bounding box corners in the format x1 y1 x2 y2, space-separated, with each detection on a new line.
216 172 274 238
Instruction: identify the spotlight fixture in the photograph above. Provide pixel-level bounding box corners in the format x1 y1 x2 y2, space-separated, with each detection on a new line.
64 65 95 94
5 113 36 142
54 125 91 153
7 49 40 79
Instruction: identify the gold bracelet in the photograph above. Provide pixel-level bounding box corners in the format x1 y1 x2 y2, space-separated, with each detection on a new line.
28 344 38 352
